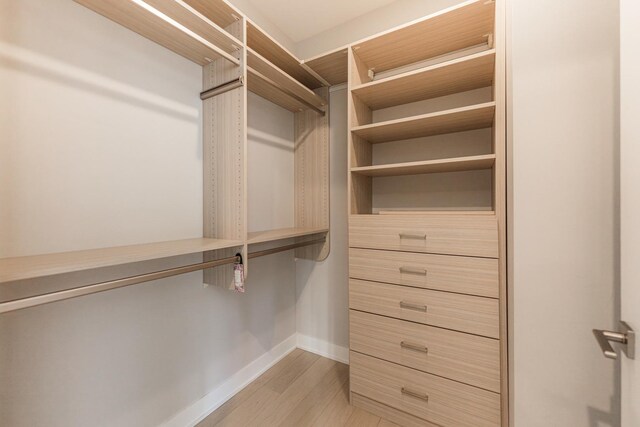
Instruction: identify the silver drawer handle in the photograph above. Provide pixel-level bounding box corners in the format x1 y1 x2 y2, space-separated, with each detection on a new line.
401 387 429 402
399 301 427 312
400 341 428 353
399 266 427 276
398 232 426 240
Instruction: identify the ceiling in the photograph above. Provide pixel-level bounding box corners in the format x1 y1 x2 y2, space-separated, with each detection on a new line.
246 0 397 42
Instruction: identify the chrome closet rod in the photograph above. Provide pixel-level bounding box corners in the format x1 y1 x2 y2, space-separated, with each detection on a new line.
0 237 325 315
200 76 244 100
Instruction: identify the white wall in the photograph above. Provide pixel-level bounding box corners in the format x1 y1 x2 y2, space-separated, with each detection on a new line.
0 1 297 426
510 0 620 425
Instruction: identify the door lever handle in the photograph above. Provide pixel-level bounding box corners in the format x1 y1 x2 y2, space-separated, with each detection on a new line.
593 321 635 360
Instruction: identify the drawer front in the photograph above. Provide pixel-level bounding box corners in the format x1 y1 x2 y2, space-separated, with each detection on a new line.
350 310 500 392
349 214 499 258
349 247 499 298
350 351 500 427
349 279 499 338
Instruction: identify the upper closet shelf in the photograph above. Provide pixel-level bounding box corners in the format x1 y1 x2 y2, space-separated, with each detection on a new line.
352 50 495 110
0 238 243 284
248 49 327 113
247 21 327 89
75 0 241 66
303 47 349 86
183 0 241 30
352 0 494 73
352 102 496 144
350 154 496 177
247 227 329 245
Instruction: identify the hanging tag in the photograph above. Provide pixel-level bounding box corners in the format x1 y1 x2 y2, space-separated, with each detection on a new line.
233 253 245 293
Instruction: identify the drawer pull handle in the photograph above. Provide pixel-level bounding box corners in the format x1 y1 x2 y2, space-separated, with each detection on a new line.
400 341 428 353
401 387 429 402
399 301 427 312
399 266 427 276
399 232 426 240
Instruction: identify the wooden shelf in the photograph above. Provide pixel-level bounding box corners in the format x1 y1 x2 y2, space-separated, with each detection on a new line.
352 0 494 73
247 48 327 113
75 0 240 66
0 238 244 283
303 47 349 86
352 102 496 144
350 154 496 177
247 21 326 89
183 0 241 30
352 50 495 110
247 227 328 245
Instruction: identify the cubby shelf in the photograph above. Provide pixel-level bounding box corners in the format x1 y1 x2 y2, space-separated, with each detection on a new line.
351 102 495 144
351 0 494 74
351 50 496 110
247 21 326 89
75 0 241 66
350 154 496 177
0 238 244 284
247 48 327 113
247 227 329 245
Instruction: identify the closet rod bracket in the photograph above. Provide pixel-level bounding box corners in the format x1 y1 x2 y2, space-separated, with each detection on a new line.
200 76 245 101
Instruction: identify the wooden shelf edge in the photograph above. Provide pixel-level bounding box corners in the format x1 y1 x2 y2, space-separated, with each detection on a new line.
0 238 244 283
247 227 329 245
350 154 496 177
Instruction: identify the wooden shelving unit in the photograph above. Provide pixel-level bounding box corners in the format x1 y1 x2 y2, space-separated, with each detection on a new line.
0 238 243 284
352 102 495 143
303 47 349 86
75 0 240 66
351 50 495 110
247 227 328 245
350 154 495 177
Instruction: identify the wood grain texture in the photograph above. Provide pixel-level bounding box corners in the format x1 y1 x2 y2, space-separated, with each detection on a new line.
350 154 496 177
350 310 501 392
247 227 328 245
183 0 240 29
294 87 331 260
350 351 501 427
304 48 349 86
352 102 495 144
352 50 495 110
349 279 500 338
0 238 243 284
349 247 499 298
247 21 324 89
349 213 499 258
352 0 494 73
74 0 238 65
351 393 438 427
202 42 247 286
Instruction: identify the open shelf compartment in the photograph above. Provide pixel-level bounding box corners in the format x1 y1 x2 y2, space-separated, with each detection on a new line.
351 154 495 177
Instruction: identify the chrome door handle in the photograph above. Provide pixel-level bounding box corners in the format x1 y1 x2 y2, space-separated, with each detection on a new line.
593 321 635 360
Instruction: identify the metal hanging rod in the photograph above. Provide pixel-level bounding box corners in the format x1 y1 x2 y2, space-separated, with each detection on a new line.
200 76 244 100
0 237 325 315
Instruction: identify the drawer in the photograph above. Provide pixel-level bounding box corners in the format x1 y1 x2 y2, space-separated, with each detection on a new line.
350 310 500 392
350 351 500 427
350 247 499 298
349 279 499 338
349 214 499 258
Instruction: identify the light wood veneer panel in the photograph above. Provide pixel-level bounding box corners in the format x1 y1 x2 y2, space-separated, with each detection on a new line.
351 103 495 144
183 0 240 29
349 247 499 298
247 227 328 245
349 279 499 338
350 310 500 392
352 50 495 110
350 351 500 427
350 154 495 177
349 213 499 258
351 393 438 427
352 0 494 73
303 48 349 86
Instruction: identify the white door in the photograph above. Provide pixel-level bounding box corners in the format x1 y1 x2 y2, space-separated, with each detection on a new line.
620 0 640 424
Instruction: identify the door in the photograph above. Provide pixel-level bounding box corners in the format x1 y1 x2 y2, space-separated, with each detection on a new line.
620 0 640 424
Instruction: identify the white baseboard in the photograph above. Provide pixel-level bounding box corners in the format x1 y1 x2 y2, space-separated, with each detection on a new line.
161 334 297 427
296 333 350 365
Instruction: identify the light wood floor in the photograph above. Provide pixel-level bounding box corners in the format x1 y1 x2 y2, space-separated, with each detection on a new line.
197 349 397 427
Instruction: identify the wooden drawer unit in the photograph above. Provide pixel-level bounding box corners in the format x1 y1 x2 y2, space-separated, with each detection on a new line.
349 247 499 298
350 310 500 392
349 214 499 258
350 351 501 427
349 279 499 338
